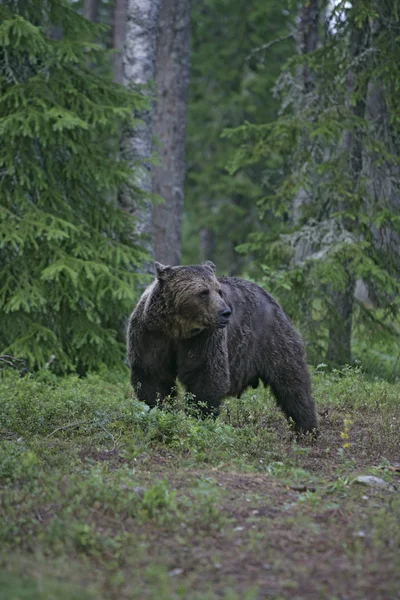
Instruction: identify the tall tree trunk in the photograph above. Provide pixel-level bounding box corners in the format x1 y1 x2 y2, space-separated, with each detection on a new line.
326 15 370 366
113 0 127 84
297 0 319 94
152 0 191 266
292 0 319 223
289 0 320 346
364 9 400 302
326 268 356 366
228 195 245 276
199 227 215 264
366 79 400 287
84 0 99 22
119 0 161 274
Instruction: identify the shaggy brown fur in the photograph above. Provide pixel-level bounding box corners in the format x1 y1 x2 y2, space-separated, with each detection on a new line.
127 262 318 434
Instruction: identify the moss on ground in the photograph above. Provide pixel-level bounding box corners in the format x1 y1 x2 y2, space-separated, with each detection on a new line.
0 367 399 599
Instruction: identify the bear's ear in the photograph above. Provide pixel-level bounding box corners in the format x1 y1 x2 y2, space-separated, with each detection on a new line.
204 261 216 273
155 262 172 281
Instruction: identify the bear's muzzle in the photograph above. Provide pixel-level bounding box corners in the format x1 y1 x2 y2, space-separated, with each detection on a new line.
218 307 232 328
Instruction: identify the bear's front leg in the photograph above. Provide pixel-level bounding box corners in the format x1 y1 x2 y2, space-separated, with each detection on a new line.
130 365 176 408
177 331 230 416
128 328 177 409
180 370 228 415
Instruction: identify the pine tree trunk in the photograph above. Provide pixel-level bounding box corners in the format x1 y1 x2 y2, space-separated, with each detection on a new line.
326 17 370 366
366 80 400 281
84 0 99 22
119 0 161 274
152 0 191 266
292 0 319 224
113 0 126 84
297 0 319 94
326 271 356 366
364 12 400 297
199 227 214 263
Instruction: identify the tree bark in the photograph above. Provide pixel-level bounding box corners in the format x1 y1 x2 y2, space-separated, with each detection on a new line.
84 0 99 22
113 0 127 84
326 15 370 366
292 0 319 224
152 0 191 266
326 270 356 366
364 11 400 299
119 0 161 274
199 227 214 264
297 0 319 94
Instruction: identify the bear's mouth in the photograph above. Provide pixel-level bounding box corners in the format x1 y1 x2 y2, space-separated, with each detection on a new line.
217 318 230 329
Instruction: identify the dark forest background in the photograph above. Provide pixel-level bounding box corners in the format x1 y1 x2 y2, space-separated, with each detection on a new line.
1 0 399 379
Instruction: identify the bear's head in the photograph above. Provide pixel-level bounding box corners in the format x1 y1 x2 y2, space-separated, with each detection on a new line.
154 261 232 338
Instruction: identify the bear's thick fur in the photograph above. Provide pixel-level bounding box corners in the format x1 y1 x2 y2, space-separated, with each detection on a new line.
127 261 318 434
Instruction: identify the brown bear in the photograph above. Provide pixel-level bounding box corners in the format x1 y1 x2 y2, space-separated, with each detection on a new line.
127 261 318 434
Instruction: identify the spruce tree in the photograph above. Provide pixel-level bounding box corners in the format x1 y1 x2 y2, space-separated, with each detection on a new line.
226 0 400 370
0 0 149 373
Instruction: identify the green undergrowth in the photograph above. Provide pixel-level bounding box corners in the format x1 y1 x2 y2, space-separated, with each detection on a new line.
1 366 399 470
1 366 399 599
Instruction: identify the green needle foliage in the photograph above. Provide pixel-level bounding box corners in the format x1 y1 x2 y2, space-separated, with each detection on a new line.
0 0 148 373
225 0 400 369
184 0 295 271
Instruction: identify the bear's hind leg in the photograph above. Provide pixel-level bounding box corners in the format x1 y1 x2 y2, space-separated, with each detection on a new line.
268 376 318 435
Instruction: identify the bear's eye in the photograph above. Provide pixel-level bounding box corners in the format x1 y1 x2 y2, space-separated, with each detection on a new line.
218 289 223 297
199 289 210 299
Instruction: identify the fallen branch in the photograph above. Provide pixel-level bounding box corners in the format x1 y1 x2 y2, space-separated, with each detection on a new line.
100 424 122 452
46 421 92 438
0 354 28 375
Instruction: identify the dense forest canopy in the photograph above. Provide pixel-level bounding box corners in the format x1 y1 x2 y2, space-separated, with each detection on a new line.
0 0 399 378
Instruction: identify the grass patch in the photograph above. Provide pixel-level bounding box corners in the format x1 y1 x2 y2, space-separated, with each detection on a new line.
0 366 399 598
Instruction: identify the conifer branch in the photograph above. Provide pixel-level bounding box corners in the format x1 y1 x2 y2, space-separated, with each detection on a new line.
246 33 294 62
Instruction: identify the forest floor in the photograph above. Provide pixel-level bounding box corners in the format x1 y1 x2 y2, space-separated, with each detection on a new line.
0 367 399 599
